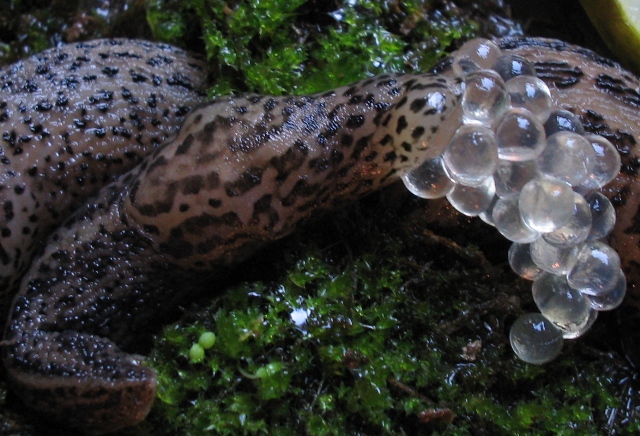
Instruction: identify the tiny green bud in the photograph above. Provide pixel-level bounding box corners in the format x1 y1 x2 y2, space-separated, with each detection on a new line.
189 343 205 363
198 331 216 349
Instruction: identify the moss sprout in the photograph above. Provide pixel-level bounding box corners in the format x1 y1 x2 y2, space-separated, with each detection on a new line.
188 343 205 363
198 331 217 349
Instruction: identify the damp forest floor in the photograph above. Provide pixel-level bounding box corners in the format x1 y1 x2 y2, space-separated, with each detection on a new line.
0 0 639 435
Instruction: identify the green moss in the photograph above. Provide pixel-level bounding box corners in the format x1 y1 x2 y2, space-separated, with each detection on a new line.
146 0 478 95
150 237 438 433
144 201 638 434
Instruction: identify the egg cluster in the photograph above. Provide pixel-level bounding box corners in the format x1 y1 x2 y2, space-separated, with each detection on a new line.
401 39 625 364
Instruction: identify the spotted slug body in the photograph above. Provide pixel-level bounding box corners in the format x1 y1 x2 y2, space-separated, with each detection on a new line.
2 37 640 432
124 79 462 270
0 39 208 311
3 70 462 432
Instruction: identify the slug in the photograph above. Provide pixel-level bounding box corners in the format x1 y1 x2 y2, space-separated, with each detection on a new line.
3 68 463 432
0 39 208 311
1 36 640 432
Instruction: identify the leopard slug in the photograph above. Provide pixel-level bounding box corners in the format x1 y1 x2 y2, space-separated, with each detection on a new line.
3 66 463 432
1 36 640 432
0 39 208 311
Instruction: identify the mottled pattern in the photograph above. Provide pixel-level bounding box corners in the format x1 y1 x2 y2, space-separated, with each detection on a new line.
126 76 462 269
3 68 462 432
0 39 208 309
2 37 640 433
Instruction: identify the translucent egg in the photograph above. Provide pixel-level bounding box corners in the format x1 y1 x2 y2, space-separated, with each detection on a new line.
505 76 552 123
580 134 621 189
446 177 496 216
544 109 585 136
567 241 621 296
492 54 537 81
562 308 598 339
453 38 503 76
443 125 498 186
532 273 593 338
479 195 499 226
494 159 537 199
542 192 592 247
530 238 579 275
519 176 574 233
402 156 455 199
509 313 563 364
493 196 540 243
589 269 626 311
508 243 543 280
585 191 616 240
495 107 546 161
536 132 596 186
461 70 510 126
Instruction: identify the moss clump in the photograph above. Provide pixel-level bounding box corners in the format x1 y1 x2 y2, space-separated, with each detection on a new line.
148 229 475 434
143 199 639 435
146 0 480 96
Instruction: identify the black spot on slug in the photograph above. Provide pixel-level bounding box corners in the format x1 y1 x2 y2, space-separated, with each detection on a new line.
410 98 427 113
396 116 408 134
346 115 365 128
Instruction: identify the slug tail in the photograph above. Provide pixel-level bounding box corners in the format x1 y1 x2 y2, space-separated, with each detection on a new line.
3 330 157 434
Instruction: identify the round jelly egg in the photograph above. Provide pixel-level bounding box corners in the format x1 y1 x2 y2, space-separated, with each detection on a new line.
492 54 537 81
532 272 593 338
589 269 626 311
580 134 621 190
510 313 563 364
519 176 574 233
494 159 537 199
479 195 499 226
508 242 543 280
536 132 596 186
447 177 496 216
402 156 455 199
530 238 579 275
561 308 598 339
567 241 621 296
461 70 510 126
493 196 540 243
505 75 552 123
453 38 503 76
443 125 498 186
542 192 592 248
585 191 616 240
495 107 546 161
544 109 585 136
